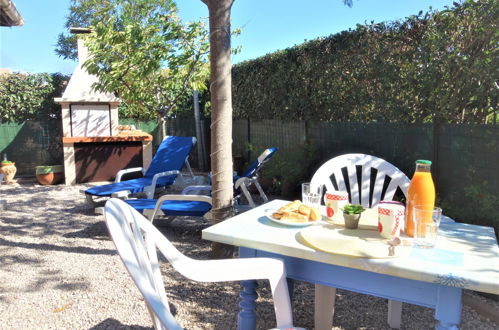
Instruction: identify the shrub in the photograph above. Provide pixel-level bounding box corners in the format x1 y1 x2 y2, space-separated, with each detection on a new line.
0 72 68 123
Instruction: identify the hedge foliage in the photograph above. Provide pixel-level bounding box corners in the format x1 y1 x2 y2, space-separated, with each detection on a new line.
230 0 498 124
0 73 68 123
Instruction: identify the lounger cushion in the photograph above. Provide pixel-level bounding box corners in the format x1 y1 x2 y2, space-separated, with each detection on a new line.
143 136 194 178
125 199 212 217
241 147 278 178
85 176 177 197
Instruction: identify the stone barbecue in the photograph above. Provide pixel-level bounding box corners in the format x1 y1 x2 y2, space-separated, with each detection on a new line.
55 28 152 185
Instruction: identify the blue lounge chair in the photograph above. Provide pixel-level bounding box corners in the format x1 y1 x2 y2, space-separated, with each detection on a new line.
125 194 213 224
234 146 278 207
84 136 196 205
124 147 278 222
180 146 278 207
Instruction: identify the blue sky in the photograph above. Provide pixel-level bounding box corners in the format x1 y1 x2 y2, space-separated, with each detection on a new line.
1 0 457 75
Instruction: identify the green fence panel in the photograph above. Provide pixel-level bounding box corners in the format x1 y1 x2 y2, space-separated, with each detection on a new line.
233 119 249 159
249 119 306 156
0 120 63 176
437 124 499 230
118 119 159 134
310 122 433 176
0 123 24 153
1 118 497 231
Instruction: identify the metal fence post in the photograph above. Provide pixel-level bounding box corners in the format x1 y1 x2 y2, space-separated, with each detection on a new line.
193 90 206 171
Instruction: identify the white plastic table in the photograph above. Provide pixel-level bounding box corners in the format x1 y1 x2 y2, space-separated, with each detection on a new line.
202 199 499 330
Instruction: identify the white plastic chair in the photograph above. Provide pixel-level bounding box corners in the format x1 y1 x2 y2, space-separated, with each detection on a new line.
310 153 410 329
104 198 295 330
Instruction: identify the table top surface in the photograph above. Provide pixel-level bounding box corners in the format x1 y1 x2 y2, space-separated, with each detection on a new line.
202 199 499 295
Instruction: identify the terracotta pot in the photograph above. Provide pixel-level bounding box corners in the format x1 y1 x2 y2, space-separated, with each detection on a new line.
35 165 64 185
0 163 17 183
36 172 64 185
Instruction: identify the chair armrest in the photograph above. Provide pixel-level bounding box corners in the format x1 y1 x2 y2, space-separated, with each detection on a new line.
143 170 180 198
115 167 145 183
234 177 245 190
148 194 212 222
111 190 131 199
234 176 261 189
150 231 293 328
181 185 212 195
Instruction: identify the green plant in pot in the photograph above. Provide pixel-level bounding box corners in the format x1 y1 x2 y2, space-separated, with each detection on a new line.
342 204 365 229
35 165 64 185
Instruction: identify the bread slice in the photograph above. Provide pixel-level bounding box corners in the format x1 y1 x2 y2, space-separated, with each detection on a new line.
280 211 309 222
272 212 283 219
309 207 321 221
278 200 301 213
298 204 311 216
273 201 322 222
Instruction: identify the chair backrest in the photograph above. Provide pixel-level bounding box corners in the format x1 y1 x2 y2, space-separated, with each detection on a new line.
144 136 196 179
104 198 183 330
241 147 278 178
311 153 410 208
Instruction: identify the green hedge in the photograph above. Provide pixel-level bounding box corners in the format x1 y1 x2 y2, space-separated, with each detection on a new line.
230 0 497 124
0 73 68 123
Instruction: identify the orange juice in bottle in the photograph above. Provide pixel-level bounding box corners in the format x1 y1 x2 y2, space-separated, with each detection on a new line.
405 160 435 237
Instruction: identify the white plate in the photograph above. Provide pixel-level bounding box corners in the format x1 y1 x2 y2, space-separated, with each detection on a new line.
266 210 321 227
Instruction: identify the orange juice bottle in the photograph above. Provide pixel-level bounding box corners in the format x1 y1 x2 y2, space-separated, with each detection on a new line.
405 160 435 237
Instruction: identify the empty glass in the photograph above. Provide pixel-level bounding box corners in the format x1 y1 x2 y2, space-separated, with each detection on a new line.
302 182 323 208
413 206 442 248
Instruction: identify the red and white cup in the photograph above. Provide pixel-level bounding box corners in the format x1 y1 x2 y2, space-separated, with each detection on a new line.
324 190 349 220
378 202 405 239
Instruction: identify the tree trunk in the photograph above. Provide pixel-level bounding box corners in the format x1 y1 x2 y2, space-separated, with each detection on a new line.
205 0 235 258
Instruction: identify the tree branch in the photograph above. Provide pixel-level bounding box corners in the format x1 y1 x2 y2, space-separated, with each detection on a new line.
158 47 205 114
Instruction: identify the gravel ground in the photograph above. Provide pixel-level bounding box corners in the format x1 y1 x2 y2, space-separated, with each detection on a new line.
0 181 498 330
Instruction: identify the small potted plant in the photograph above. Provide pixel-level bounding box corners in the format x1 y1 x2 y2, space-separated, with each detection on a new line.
0 159 17 183
35 165 64 185
341 204 365 229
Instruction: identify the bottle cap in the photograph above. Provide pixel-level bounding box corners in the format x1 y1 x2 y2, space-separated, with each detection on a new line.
416 160 432 165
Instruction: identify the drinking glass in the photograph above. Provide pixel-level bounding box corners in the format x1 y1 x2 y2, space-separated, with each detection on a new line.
302 182 323 208
413 206 442 248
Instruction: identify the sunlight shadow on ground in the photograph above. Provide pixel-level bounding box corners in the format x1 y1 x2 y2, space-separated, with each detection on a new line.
0 237 116 256
89 318 152 330
63 221 110 240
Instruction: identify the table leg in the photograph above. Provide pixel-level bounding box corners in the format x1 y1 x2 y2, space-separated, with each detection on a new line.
238 279 258 330
314 284 336 330
387 300 402 329
434 286 462 330
287 278 295 303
